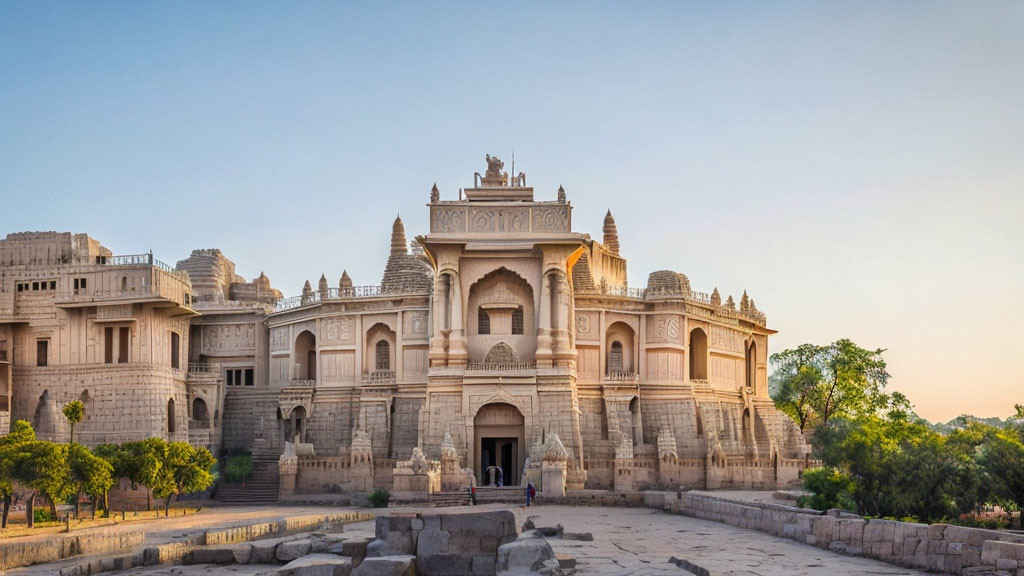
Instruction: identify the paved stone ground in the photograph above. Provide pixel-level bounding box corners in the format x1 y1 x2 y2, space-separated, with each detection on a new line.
523 505 929 575
10 503 931 575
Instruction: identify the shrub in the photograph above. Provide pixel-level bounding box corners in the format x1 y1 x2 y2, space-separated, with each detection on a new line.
953 511 1010 530
222 454 253 484
368 488 390 508
798 466 857 512
33 508 54 523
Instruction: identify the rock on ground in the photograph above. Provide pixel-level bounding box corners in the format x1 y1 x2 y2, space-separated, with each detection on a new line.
497 537 560 576
275 554 354 576
350 555 416 576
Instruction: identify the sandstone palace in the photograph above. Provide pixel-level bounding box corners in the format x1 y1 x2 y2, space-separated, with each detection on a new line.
0 156 811 501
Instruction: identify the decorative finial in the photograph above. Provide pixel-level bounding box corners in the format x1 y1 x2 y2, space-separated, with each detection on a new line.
339 270 352 290
318 274 328 294
302 280 312 298
430 182 439 203
603 210 620 255
726 295 735 310
557 185 566 203
391 215 407 254
740 290 750 312
711 287 721 306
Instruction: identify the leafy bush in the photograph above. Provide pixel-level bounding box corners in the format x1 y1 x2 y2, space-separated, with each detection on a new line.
798 466 856 512
953 511 1010 530
222 454 253 483
33 508 54 523
368 488 390 508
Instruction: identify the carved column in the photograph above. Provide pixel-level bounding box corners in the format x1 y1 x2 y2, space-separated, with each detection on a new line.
448 271 468 366
535 273 552 364
429 273 448 367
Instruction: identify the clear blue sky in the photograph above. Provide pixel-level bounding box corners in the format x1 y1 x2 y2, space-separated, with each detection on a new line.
2 2 1021 421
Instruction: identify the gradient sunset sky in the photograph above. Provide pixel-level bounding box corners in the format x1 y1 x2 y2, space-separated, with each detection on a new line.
1 2 1021 422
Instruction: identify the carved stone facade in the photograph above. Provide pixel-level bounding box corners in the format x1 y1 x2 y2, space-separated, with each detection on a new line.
0 156 811 500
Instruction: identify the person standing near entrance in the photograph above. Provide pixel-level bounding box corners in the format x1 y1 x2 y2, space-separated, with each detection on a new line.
525 481 536 507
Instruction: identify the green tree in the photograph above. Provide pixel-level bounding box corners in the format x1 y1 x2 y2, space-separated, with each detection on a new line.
69 443 114 519
980 428 1024 511
798 466 856 512
62 400 84 445
96 438 168 511
15 441 72 527
153 442 215 516
0 420 36 528
770 339 889 431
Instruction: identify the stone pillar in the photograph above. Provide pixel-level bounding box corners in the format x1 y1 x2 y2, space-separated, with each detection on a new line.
614 435 634 493
279 443 297 498
447 272 468 367
396 310 404 382
429 273 448 367
542 461 567 498
536 273 552 363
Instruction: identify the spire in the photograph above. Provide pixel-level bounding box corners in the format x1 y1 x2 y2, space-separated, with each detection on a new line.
603 210 620 255
339 270 352 289
557 185 566 203
740 290 750 312
726 295 735 310
430 183 439 203
318 274 328 294
711 287 721 306
391 215 407 254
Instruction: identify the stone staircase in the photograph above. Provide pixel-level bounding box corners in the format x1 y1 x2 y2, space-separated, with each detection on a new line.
427 491 473 507
215 458 280 505
473 485 526 504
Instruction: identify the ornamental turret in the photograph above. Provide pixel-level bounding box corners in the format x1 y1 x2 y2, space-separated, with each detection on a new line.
603 210 620 255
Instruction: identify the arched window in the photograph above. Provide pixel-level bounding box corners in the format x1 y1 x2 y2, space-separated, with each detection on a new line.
689 328 708 380
376 340 390 370
478 308 490 335
170 332 180 370
608 341 624 373
167 398 176 434
192 397 210 429
511 307 524 335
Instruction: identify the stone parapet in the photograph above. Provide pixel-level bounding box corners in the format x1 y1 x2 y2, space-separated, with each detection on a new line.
645 491 1024 574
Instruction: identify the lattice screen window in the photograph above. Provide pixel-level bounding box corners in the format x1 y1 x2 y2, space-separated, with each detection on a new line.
608 341 623 373
511 307 524 335
478 308 490 335
376 340 390 370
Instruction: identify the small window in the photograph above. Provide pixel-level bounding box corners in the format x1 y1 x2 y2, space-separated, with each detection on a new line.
104 327 114 364
170 332 180 370
49 280 56 290
121 277 128 292
245 368 254 386
80 278 86 289
608 341 623 373
478 308 490 335
74 278 79 290
512 307 524 335
118 326 129 363
17 283 23 292
36 339 48 367
226 370 234 386
375 340 390 370
32 282 39 291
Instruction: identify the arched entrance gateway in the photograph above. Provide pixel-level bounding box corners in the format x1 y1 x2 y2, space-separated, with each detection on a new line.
474 403 525 486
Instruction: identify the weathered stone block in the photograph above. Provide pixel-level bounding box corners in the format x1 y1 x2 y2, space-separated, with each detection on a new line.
278 539 314 562
278 554 354 576
351 555 415 576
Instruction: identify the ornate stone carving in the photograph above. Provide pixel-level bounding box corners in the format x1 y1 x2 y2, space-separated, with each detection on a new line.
532 206 568 232
432 207 465 233
202 323 255 353
575 314 590 334
543 433 570 462
321 316 353 344
271 327 288 351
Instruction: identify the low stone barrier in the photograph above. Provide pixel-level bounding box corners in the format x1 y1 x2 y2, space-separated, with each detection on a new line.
0 529 145 571
645 491 1024 574
0 510 372 574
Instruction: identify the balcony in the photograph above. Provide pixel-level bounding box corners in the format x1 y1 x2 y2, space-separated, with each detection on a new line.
363 371 396 384
55 253 194 315
464 361 537 373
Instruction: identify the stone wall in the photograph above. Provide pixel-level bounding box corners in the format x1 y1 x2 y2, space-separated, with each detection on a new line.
12 363 187 445
645 491 1024 574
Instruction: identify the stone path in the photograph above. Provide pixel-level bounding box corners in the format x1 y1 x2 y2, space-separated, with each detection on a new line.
522 505 929 575
9 503 932 575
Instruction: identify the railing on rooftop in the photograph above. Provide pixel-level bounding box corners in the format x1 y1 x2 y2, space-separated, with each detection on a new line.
104 252 189 281
605 285 647 299
274 286 426 312
187 362 220 374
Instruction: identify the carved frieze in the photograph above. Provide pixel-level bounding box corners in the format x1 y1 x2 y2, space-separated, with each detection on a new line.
202 323 256 353
321 316 354 344
270 327 289 352
650 315 681 344
404 310 429 336
532 206 568 232
432 207 466 233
